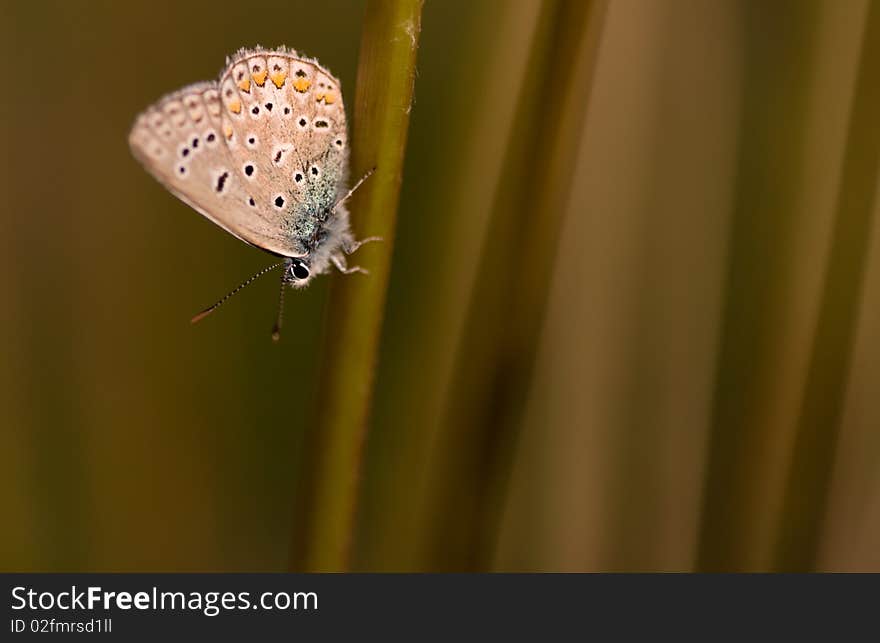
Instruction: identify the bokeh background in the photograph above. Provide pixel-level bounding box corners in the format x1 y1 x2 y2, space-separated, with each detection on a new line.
2 0 879 572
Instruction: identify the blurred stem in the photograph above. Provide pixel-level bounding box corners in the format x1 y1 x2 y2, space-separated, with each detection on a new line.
696 1 821 572
422 0 609 571
773 3 880 571
289 0 423 572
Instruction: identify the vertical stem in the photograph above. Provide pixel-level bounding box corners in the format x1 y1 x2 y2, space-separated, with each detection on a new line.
289 0 424 572
422 0 609 571
774 2 880 571
696 0 821 571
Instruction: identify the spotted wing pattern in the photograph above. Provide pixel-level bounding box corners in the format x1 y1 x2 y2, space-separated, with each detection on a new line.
129 47 350 258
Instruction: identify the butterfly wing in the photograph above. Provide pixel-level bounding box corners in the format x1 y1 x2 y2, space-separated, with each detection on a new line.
216 48 351 235
129 47 350 258
128 75 305 257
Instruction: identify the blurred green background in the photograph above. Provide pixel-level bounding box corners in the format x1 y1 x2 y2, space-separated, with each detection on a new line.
2 0 879 572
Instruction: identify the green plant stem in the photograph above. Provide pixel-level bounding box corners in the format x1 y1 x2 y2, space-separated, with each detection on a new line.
773 2 880 571
422 0 609 571
289 0 424 572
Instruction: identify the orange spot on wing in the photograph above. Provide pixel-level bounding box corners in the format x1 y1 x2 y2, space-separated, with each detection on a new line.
238 78 251 92
223 123 234 139
228 98 242 114
270 71 287 89
252 69 268 86
293 77 311 93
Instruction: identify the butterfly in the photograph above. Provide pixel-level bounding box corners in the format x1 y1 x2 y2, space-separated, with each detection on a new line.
128 47 378 340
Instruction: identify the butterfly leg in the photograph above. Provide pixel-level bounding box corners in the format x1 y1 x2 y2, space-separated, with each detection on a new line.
343 236 383 255
331 253 369 275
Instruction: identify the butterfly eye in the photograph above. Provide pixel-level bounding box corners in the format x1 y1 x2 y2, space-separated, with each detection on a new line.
290 260 310 281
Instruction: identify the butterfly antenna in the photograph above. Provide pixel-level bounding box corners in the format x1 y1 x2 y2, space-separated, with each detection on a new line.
191 261 285 324
331 167 375 214
271 275 287 342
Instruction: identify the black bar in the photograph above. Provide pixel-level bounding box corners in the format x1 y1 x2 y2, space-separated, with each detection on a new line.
1 574 875 638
